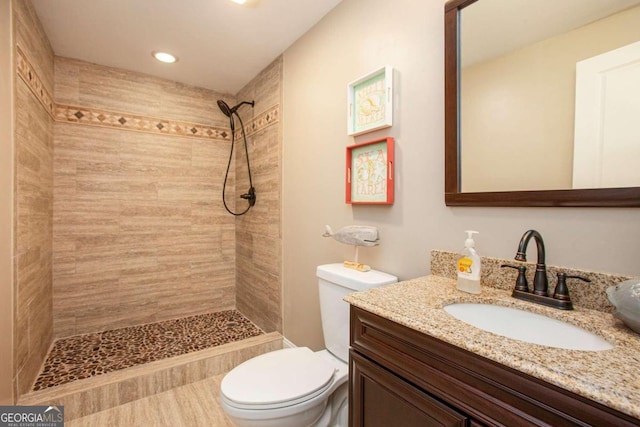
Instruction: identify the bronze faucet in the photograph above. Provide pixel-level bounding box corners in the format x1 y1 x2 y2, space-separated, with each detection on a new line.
504 229 591 310
514 229 548 296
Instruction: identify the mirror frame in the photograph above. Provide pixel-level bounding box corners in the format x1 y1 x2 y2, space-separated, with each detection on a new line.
444 0 640 207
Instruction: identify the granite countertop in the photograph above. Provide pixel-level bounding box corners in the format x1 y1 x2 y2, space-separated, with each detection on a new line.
344 275 640 419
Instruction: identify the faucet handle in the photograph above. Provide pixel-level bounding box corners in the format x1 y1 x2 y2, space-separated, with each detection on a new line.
501 264 528 292
553 272 591 301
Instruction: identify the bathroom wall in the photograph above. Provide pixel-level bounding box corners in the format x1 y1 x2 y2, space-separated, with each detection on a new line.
0 0 14 405
12 0 55 396
52 57 239 337
234 57 283 333
281 0 640 350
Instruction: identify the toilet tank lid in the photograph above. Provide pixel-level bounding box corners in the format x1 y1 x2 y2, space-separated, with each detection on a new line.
316 263 398 291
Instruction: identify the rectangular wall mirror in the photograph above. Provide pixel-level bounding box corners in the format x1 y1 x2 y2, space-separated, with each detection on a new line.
444 0 640 207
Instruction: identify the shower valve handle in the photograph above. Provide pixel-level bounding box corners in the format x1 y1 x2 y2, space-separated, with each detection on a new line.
241 187 257 206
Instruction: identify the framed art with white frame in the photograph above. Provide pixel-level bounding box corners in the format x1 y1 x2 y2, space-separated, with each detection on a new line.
347 65 393 136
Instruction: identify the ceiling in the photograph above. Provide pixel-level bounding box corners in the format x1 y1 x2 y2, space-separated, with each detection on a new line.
31 0 343 94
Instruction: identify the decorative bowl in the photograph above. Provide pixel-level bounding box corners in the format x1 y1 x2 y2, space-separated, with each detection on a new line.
606 279 640 335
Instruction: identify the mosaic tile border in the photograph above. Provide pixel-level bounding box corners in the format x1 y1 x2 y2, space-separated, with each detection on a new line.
16 47 280 141
240 104 280 139
55 103 280 142
54 103 232 141
16 44 56 119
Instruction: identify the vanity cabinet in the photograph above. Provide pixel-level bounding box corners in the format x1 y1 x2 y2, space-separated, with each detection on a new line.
349 306 640 426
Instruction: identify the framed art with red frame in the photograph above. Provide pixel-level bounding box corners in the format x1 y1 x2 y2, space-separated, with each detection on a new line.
346 137 394 205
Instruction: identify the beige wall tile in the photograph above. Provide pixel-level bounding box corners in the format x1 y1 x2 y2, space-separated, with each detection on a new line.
12 0 54 396
52 59 244 336
54 53 281 336
234 57 283 333
12 0 53 93
55 57 230 126
0 0 14 404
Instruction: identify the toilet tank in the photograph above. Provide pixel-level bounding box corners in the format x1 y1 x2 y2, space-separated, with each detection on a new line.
316 264 397 362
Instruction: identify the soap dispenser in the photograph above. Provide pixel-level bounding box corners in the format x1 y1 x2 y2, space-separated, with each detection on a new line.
457 230 481 294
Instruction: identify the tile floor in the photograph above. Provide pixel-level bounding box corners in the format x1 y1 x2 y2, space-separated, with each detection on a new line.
66 373 237 426
34 310 263 391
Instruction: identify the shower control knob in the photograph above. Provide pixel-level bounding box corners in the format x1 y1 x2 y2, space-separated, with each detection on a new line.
241 187 257 206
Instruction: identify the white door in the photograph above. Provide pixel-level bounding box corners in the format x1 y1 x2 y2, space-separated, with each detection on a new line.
573 40 640 189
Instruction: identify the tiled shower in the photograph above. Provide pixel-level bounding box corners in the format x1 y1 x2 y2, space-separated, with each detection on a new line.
12 0 282 398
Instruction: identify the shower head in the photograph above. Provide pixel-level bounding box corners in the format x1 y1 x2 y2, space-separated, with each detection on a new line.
217 100 233 118
217 100 255 118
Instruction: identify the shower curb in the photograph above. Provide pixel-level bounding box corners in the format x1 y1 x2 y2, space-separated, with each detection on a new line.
18 332 283 421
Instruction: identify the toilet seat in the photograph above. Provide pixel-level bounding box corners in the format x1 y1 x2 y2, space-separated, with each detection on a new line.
221 347 337 410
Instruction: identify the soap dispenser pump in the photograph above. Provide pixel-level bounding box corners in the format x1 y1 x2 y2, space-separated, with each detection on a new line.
457 230 481 294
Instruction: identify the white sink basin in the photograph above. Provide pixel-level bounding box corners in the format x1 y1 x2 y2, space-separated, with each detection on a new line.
443 303 613 351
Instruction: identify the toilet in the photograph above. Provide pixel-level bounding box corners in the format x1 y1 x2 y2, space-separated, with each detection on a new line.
220 263 397 427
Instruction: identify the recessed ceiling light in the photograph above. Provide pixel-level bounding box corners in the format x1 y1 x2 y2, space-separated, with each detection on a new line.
229 0 260 7
152 51 178 64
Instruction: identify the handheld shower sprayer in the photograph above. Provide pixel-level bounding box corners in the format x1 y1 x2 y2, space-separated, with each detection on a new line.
217 100 255 118
218 99 256 216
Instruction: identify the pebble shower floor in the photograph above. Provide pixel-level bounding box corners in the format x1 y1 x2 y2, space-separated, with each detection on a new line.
33 310 264 390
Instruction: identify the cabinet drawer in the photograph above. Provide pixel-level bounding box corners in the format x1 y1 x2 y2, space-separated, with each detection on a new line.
350 350 468 427
350 305 640 426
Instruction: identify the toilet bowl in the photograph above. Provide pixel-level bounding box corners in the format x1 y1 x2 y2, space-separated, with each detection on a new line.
220 264 397 427
221 348 348 427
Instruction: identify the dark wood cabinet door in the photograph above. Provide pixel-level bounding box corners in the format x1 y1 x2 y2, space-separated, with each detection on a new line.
350 350 468 427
